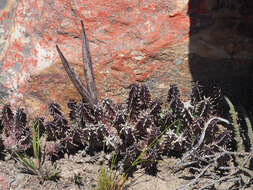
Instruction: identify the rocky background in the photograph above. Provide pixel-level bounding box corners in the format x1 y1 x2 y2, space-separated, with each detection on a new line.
0 0 253 117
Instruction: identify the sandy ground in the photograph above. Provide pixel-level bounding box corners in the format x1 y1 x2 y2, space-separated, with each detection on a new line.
0 151 188 190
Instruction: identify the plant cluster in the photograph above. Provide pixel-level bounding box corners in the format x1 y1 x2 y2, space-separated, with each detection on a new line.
0 83 230 176
0 22 232 177
1 105 32 152
160 83 231 157
12 121 60 181
0 130 3 155
173 97 253 190
2 21 252 190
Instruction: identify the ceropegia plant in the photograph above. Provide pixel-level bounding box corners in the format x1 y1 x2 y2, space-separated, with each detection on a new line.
0 126 3 154
0 20 234 179
54 21 232 172
55 21 166 173
1 105 32 152
160 83 231 156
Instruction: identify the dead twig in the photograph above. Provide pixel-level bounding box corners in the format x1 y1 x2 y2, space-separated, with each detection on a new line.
174 117 230 169
175 164 212 190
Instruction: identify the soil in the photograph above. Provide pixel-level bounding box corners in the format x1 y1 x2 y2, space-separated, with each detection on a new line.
1 149 252 190
0 151 188 190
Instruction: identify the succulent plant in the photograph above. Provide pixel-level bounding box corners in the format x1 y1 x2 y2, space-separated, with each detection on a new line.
45 102 69 141
160 83 231 157
55 21 166 171
190 82 203 105
140 125 161 174
0 133 4 155
45 140 62 160
44 103 86 158
1 104 14 137
1 105 32 152
122 143 141 175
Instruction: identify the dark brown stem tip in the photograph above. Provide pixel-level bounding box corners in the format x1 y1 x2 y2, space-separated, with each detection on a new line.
56 45 61 54
81 20 85 33
56 45 62 57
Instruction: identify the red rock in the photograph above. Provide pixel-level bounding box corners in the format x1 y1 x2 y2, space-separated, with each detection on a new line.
0 0 252 117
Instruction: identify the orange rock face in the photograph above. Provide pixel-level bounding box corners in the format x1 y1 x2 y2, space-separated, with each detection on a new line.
0 0 252 117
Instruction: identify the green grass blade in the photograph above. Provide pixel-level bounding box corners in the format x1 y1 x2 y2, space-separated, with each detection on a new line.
32 121 40 160
14 151 37 174
32 121 37 159
36 121 40 158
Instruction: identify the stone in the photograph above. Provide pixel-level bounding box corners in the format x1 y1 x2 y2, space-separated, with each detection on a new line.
0 0 252 117
0 172 8 190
